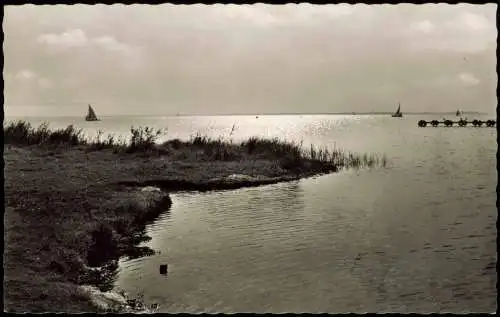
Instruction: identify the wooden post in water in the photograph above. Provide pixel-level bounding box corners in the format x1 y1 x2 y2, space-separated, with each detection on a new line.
160 264 168 275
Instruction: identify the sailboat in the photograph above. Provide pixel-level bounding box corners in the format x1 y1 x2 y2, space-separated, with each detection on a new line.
456 109 461 117
391 103 403 118
85 104 100 121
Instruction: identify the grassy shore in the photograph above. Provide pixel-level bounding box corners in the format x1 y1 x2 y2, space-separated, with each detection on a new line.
4 121 387 312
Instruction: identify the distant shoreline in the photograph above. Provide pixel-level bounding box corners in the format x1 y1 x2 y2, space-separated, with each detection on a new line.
5 112 489 118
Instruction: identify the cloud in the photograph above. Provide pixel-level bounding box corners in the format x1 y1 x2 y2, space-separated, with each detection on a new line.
13 69 53 89
410 20 435 33
402 7 496 54
37 28 141 56
16 69 37 80
448 12 492 32
200 3 357 29
36 28 145 72
289 3 357 21
458 72 480 86
92 36 128 51
37 28 88 50
221 4 281 26
91 35 143 60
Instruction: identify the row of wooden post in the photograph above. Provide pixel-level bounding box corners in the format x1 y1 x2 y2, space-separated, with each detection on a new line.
418 119 496 127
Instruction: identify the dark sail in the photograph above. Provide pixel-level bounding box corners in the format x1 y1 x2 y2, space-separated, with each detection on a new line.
391 103 403 117
85 104 99 121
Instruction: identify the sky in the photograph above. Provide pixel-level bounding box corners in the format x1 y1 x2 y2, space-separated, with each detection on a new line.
3 3 497 116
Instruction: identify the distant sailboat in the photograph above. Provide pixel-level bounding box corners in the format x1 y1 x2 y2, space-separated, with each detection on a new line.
391 103 403 118
85 104 100 121
456 109 461 117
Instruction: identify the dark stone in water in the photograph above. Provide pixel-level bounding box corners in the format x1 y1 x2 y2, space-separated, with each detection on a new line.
160 264 168 275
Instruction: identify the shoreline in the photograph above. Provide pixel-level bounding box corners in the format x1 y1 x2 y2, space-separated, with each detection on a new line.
4 146 338 312
4 122 386 312
77 172 336 312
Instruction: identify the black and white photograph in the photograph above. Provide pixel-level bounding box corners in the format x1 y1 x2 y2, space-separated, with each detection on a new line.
3 2 497 313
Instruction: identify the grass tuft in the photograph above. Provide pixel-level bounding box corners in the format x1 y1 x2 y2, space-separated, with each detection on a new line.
4 121 166 154
127 126 165 153
4 120 86 147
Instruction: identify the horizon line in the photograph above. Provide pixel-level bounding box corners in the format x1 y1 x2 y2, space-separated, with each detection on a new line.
6 111 490 118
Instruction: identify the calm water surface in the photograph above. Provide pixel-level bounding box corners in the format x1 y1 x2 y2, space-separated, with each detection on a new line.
10 114 497 312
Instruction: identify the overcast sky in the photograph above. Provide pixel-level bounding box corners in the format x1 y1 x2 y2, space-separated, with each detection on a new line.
4 3 497 116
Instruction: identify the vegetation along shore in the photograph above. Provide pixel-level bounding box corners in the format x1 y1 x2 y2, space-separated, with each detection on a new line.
4 120 387 312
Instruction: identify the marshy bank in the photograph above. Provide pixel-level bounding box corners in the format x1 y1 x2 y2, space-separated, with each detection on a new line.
3 121 387 312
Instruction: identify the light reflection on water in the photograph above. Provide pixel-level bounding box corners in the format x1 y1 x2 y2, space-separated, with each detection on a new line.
11 114 497 312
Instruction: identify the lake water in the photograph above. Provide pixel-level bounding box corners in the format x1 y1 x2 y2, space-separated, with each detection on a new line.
9 114 497 313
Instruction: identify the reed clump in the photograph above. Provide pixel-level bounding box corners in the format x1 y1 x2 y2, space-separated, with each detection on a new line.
4 121 86 147
3 121 165 154
87 130 121 151
127 126 165 153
